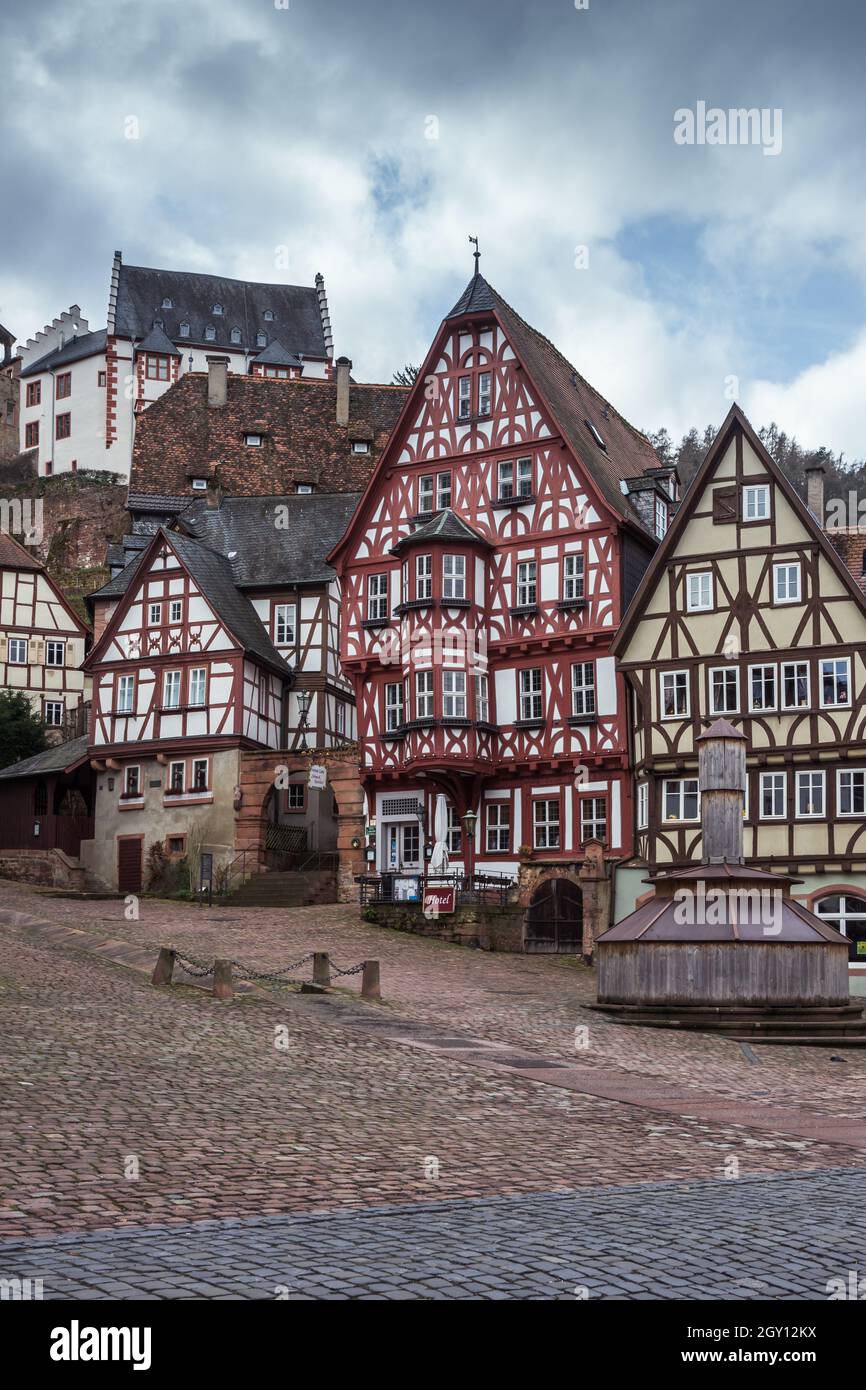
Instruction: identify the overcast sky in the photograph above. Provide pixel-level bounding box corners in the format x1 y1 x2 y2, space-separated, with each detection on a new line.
2 0 865 456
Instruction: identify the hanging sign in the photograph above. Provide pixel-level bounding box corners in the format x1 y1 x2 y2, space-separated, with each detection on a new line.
308 764 327 790
423 885 456 915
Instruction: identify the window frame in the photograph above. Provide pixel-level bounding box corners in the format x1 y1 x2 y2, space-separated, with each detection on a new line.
819 657 851 710
571 661 596 717
773 561 801 604
709 666 739 716
486 801 511 854
795 770 825 819
415 553 433 601
188 667 207 708
579 796 607 845
162 669 182 710
780 660 810 711
442 554 466 601
562 553 585 601
8 637 28 665
686 571 713 612
748 663 777 713
660 669 690 720
43 699 64 727
45 640 66 668
384 682 404 732
274 603 296 646
519 667 544 722
637 781 649 831
662 777 700 823
759 771 787 821
367 572 390 622
837 769 866 817
415 669 434 720
442 669 467 720
515 560 537 608
743 483 771 522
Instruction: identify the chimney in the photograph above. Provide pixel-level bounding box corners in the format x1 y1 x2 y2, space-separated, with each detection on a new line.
336 355 351 427
207 355 229 409
205 479 222 510
696 719 747 864
804 462 825 524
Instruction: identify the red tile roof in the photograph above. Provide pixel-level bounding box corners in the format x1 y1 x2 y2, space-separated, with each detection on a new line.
0 533 42 570
128 373 409 501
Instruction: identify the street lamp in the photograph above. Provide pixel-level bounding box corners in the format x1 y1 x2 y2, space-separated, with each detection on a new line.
297 689 311 749
461 807 478 884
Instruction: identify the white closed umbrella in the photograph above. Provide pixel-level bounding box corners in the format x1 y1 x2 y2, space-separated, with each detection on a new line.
429 793 450 874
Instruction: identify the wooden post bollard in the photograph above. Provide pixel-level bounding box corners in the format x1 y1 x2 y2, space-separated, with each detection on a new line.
361 959 380 1001
213 959 234 1001
151 947 176 987
313 952 331 987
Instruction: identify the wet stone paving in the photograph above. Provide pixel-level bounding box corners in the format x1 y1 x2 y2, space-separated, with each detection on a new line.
1 884 865 1299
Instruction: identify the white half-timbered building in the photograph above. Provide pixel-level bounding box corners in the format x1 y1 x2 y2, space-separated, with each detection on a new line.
0 533 90 738
81 493 358 891
17 253 336 478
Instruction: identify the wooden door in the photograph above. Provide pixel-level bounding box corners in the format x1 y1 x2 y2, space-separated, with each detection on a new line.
525 877 583 953
117 836 143 893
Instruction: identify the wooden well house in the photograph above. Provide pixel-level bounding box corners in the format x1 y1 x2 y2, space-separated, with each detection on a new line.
595 720 866 1043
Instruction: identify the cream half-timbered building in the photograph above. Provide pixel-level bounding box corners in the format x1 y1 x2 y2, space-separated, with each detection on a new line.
329 271 675 938
81 493 357 891
0 533 90 737
612 405 866 975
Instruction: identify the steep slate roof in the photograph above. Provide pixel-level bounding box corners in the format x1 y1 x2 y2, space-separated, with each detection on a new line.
160 530 292 676
116 264 328 358
253 340 302 368
446 273 662 532
128 373 408 501
0 735 89 780
136 324 181 356
0 533 42 570
21 329 107 377
611 403 866 656
176 493 360 586
391 508 491 554
88 531 292 678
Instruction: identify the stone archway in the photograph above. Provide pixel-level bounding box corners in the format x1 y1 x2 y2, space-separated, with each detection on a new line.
235 747 366 903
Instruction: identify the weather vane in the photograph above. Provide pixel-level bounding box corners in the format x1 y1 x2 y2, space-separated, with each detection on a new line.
468 235 480 273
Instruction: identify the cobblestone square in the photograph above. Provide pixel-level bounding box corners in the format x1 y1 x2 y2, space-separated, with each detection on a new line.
1 882 865 1299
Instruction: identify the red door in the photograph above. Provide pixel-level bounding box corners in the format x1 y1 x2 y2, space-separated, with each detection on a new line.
117 836 143 893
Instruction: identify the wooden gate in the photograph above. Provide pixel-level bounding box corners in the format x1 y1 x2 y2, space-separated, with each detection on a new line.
117 836 143 894
525 877 583 953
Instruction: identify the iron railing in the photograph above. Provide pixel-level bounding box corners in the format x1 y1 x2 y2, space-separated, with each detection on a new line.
357 870 516 908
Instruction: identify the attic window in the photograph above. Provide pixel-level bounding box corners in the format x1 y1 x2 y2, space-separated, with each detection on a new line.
161 297 173 309
153 319 165 330
191 478 208 491
585 418 607 451
212 303 224 315
205 326 216 341
352 440 370 454
256 332 267 348
297 484 313 494
179 322 190 337
263 310 274 321
244 433 262 447
230 327 242 344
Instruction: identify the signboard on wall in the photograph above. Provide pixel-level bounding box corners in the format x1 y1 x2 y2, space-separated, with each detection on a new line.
423 885 456 915
308 764 327 790
393 876 421 903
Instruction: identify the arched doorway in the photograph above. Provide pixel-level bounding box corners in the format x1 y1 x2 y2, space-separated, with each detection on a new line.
525 877 583 953
815 894 866 964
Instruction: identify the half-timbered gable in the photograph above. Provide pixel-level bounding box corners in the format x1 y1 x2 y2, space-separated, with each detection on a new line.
612 404 866 972
80 526 293 892
0 533 90 739
329 270 670 905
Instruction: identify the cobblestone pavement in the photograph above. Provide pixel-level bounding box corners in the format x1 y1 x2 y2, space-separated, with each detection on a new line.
1 880 866 1284
1 1169 863 1299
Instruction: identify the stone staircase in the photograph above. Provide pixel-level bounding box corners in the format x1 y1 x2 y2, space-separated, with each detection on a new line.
229 869 337 908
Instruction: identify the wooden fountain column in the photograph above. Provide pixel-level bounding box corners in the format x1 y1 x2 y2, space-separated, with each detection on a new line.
696 718 748 864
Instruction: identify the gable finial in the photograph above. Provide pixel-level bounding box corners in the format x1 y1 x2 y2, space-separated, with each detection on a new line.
468 235 480 275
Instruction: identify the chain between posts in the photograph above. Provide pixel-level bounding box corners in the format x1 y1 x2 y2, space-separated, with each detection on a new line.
170 950 370 984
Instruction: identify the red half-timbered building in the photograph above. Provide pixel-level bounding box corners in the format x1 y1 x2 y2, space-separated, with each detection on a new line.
329 270 675 925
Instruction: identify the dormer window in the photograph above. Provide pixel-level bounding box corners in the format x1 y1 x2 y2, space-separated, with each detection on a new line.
352 440 370 454
230 327 242 344
296 484 313 494
212 303 224 315
256 331 267 348
244 433 262 447
191 478 208 490
654 497 668 539
153 319 164 330
179 322 190 337
585 418 606 450
161 297 173 309
263 309 274 321
205 325 216 342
